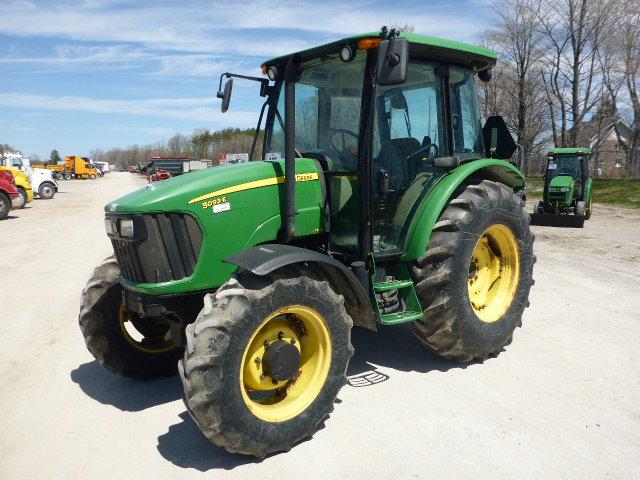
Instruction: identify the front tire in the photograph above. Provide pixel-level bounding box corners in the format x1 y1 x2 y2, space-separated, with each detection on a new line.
411 180 535 362
79 257 182 379
17 187 28 208
180 271 353 457
0 192 10 219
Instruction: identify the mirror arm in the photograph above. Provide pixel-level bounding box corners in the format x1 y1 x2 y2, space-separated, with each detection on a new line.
217 72 271 97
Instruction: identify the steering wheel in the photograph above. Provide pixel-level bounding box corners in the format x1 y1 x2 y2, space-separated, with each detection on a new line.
329 128 359 153
407 143 439 164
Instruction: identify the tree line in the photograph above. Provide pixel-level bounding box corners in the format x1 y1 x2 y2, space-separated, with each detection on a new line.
480 0 640 177
90 127 262 171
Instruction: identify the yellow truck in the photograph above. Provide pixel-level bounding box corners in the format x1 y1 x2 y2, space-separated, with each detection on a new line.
0 166 33 208
65 156 99 179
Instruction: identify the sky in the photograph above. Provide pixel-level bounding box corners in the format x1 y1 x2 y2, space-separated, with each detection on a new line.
0 0 494 160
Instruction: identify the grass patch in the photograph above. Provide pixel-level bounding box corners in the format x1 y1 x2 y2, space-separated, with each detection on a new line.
525 176 640 208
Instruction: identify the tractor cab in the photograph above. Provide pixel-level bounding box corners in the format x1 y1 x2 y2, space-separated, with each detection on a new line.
217 29 517 265
532 147 593 227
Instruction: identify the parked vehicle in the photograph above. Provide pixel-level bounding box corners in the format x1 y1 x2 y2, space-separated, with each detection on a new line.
80 29 534 457
31 162 68 179
0 169 21 219
94 161 111 174
148 169 172 182
1 156 58 199
65 156 99 179
0 166 33 208
530 147 593 228
138 157 211 177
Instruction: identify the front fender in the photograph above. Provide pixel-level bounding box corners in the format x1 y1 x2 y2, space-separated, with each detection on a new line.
401 160 525 262
225 244 377 330
584 178 593 203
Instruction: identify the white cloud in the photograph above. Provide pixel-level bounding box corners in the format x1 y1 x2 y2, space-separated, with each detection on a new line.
0 92 259 125
0 1 487 52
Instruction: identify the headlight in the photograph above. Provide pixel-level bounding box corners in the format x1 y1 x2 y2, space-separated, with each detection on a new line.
120 219 134 237
105 218 116 235
560 187 569 192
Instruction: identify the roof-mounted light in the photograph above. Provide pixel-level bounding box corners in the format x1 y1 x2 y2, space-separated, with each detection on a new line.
340 45 356 62
358 38 382 50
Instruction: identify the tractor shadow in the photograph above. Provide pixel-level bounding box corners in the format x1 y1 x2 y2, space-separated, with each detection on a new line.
347 323 462 384
70 361 182 412
71 361 256 470
156 412 259 471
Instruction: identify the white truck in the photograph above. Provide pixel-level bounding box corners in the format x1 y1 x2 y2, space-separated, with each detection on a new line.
0 153 58 199
93 161 111 174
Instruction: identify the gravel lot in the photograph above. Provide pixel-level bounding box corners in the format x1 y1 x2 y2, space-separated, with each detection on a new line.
1 172 639 479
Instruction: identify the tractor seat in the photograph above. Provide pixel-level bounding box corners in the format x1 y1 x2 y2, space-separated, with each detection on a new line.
377 137 422 192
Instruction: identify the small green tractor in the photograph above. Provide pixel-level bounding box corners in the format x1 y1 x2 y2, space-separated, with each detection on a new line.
530 147 593 228
80 28 535 457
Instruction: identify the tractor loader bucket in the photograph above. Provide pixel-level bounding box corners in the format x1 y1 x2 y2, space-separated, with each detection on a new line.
530 213 584 228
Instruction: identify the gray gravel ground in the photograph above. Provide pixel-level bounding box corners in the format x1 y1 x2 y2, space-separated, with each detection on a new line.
1 173 639 479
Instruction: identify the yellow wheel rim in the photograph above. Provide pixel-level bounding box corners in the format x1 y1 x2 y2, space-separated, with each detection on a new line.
118 304 174 354
467 224 520 323
240 306 332 423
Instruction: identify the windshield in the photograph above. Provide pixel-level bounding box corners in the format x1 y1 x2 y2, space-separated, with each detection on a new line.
547 156 582 180
266 53 366 171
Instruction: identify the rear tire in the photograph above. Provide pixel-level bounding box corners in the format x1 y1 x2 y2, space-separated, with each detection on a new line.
79 256 182 379
180 271 353 457
411 180 535 362
38 182 56 199
64 173 71 180
0 192 10 219
90 174 96 179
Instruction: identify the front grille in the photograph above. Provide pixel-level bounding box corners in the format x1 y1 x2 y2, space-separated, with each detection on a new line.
111 213 202 283
548 191 566 202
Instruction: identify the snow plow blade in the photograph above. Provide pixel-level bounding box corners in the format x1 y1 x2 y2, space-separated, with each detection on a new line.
530 213 585 228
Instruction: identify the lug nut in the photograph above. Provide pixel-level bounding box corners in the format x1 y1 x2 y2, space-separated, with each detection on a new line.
278 331 285 340
290 338 296 345
260 374 267 381
255 357 261 364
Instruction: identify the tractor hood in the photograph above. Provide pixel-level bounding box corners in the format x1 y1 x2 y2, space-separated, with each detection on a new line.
106 160 294 214
104 158 325 295
549 175 574 190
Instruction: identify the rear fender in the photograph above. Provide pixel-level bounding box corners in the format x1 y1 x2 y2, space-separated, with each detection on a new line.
225 244 377 330
401 159 525 262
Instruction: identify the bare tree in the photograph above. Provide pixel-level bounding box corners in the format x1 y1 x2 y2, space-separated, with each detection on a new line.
479 2 550 173
598 0 640 177
539 0 610 146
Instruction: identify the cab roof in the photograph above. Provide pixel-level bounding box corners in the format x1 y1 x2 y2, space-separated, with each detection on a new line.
262 32 497 72
550 147 591 155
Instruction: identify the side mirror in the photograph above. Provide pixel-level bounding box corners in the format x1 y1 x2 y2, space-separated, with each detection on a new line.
217 78 233 113
482 116 516 161
376 38 408 86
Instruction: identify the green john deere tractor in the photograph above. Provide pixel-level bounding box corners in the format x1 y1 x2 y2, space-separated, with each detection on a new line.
530 147 593 228
80 28 535 457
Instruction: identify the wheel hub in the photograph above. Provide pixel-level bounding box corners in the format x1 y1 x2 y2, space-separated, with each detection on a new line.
262 340 301 381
